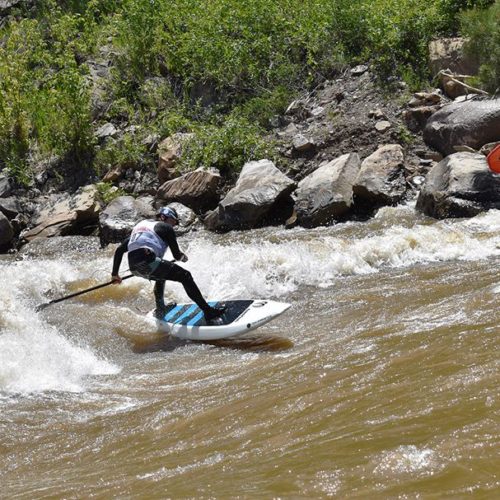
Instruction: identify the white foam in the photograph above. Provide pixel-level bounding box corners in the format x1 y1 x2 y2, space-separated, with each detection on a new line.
0 260 120 394
164 208 500 299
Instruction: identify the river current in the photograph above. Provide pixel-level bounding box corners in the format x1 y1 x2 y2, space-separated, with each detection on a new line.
1 203 499 498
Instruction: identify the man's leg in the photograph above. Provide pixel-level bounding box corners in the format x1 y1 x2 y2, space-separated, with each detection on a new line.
151 260 225 320
154 280 166 309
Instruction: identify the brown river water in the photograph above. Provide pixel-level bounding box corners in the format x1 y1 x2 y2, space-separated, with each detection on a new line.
1 204 499 498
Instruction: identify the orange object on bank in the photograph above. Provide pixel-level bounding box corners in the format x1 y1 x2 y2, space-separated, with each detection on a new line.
487 144 500 173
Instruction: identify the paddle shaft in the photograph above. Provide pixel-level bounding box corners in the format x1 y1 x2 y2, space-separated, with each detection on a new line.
36 274 134 311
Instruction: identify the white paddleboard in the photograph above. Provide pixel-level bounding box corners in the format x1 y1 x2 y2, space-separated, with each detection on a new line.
148 299 291 340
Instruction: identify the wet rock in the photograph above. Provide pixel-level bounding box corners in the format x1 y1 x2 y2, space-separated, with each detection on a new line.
353 144 406 206
423 98 500 156
22 185 101 242
294 153 361 227
416 152 500 218
156 168 221 213
205 159 296 231
99 195 156 245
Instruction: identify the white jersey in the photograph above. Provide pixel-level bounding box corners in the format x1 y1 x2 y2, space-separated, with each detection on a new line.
127 220 167 258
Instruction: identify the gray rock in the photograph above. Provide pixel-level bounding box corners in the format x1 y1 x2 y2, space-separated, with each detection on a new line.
205 159 296 231
0 173 12 198
351 65 368 76
95 123 118 139
375 120 391 132
156 168 221 212
0 196 22 219
423 98 500 156
0 211 14 249
0 1 22 11
294 153 361 227
292 134 316 153
416 152 500 218
98 195 155 245
22 185 101 241
353 144 406 206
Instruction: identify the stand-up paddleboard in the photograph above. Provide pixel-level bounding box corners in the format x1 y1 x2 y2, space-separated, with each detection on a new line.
149 300 291 340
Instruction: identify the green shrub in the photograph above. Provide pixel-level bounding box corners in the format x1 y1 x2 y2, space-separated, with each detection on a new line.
94 133 146 176
96 181 126 204
179 115 275 176
0 11 95 182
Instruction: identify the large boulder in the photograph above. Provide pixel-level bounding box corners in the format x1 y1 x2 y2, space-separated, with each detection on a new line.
353 144 406 206
424 98 500 156
0 211 14 249
416 152 500 218
157 133 194 184
294 153 361 227
0 196 22 220
205 159 296 231
428 37 479 77
98 195 155 245
156 167 221 212
22 185 100 242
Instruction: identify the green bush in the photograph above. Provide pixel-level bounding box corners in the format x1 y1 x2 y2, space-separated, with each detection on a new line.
179 115 275 176
0 11 95 182
94 133 146 176
1 0 497 186
461 0 500 93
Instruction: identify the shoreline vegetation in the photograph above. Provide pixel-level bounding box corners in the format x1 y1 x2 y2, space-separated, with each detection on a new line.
0 0 499 250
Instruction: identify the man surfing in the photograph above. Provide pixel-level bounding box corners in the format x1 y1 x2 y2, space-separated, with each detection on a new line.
111 206 225 322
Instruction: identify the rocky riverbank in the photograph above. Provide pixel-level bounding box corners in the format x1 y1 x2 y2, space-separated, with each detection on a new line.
1 39 499 253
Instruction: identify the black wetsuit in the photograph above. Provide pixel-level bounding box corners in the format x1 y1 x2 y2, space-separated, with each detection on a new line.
112 221 212 313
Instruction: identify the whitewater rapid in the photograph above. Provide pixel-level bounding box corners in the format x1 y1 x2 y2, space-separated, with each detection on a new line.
1 205 499 394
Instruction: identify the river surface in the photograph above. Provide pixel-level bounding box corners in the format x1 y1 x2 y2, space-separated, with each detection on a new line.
1 204 499 498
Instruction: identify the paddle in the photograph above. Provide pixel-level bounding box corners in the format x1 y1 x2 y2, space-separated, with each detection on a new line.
36 274 134 312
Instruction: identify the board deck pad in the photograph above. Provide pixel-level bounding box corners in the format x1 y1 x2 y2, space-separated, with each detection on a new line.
160 300 254 326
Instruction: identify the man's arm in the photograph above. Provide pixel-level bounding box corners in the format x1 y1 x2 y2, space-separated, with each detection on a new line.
111 237 130 280
154 222 186 261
